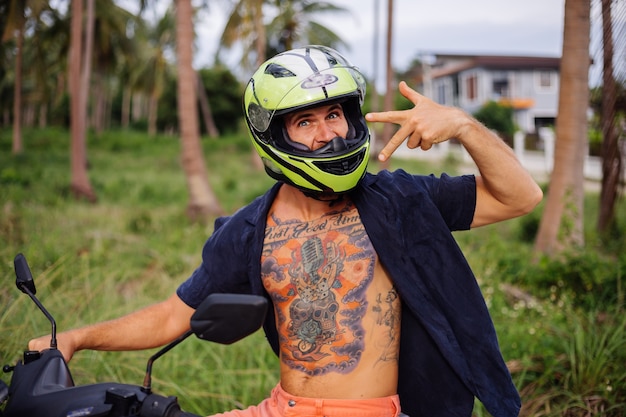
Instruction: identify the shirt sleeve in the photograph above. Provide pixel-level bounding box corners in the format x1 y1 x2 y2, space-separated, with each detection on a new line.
379 169 476 231
430 173 476 231
176 215 252 308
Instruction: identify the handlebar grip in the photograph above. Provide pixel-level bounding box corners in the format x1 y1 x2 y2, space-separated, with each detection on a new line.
140 394 179 417
140 394 201 417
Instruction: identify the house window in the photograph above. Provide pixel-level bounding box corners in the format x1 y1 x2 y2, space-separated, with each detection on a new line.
493 79 509 98
466 75 478 100
437 84 447 105
537 70 554 89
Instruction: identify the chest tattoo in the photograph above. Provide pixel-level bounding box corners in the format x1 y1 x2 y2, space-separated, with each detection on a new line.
262 205 375 376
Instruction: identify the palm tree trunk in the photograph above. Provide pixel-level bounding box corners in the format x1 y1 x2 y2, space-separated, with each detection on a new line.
371 0 380 115
597 0 621 234
379 0 394 170
251 0 266 170
122 87 131 129
175 0 223 221
69 0 96 202
254 0 266 64
148 94 158 137
12 26 23 155
93 73 107 134
39 103 47 128
534 0 590 255
195 71 219 138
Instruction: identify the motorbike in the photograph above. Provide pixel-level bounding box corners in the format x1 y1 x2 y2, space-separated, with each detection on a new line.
0 253 268 417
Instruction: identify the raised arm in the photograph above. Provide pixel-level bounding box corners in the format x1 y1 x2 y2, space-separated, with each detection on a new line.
365 81 543 227
28 292 195 362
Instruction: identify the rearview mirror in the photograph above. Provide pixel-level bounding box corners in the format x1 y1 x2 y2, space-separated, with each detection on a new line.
14 253 36 295
190 293 268 345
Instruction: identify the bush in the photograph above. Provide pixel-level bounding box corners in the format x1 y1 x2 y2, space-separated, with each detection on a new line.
473 100 517 140
519 308 626 417
494 248 625 312
197 66 244 135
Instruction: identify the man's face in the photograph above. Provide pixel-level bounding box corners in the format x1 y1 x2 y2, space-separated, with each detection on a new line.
283 103 349 151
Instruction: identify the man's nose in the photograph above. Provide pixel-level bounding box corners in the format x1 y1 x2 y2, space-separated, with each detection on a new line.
317 121 338 143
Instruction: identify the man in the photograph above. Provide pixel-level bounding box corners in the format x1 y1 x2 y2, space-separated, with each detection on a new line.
30 46 542 417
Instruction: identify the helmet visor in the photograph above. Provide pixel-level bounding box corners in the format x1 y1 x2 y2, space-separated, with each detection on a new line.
245 64 366 134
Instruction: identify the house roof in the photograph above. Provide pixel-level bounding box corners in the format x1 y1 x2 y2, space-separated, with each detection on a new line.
426 53 561 79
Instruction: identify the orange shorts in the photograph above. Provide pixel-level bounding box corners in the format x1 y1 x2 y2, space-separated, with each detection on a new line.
210 383 404 417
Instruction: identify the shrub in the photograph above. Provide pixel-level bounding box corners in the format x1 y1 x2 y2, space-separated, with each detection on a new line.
473 100 517 139
519 309 626 417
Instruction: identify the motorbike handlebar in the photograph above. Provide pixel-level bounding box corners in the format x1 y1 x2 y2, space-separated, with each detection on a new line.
140 393 201 417
5 254 265 417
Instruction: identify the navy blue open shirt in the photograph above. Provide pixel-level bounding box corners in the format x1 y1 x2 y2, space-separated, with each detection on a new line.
177 170 521 417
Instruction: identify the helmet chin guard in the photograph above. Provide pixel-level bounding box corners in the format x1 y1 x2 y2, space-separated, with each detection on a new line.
244 46 370 195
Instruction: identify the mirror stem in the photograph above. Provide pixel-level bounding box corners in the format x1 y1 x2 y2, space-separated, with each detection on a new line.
141 329 192 394
18 283 57 350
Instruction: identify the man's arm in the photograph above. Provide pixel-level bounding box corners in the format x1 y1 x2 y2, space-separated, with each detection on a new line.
365 81 543 227
28 292 195 362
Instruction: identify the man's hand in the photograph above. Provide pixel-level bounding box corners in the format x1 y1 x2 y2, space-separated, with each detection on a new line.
29 332 78 363
366 81 470 162
365 80 543 227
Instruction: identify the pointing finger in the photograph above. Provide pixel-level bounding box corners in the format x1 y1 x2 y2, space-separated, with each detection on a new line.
398 81 422 104
378 126 412 162
365 110 404 124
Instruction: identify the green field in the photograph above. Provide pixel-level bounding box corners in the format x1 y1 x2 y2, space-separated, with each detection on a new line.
1 128 625 416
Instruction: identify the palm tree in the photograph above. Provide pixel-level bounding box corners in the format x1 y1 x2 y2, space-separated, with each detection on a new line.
11 11 23 154
219 0 351 71
2 0 28 154
175 0 223 220
379 0 394 170
220 0 267 168
89 0 136 133
267 0 350 53
218 0 266 73
597 0 621 235
23 4 67 129
196 70 219 137
69 0 97 202
534 0 590 255
132 5 174 136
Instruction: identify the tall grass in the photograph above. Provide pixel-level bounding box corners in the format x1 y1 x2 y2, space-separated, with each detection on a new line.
1 128 625 415
0 128 281 413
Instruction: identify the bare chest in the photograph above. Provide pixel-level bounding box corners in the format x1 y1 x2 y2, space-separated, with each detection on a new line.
261 204 399 376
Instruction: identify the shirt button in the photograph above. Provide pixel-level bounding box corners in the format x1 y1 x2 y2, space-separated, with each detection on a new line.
288 400 296 407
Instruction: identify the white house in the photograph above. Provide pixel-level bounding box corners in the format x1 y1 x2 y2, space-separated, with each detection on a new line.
416 53 561 135
397 53 603 181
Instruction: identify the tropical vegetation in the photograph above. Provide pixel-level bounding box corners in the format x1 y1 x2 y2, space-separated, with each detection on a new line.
1 128 625 416
1 0 625 416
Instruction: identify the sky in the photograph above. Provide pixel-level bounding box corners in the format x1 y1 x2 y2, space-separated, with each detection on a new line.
193 0 570 86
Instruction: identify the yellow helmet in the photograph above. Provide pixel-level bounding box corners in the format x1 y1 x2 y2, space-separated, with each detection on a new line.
243 46 370 194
